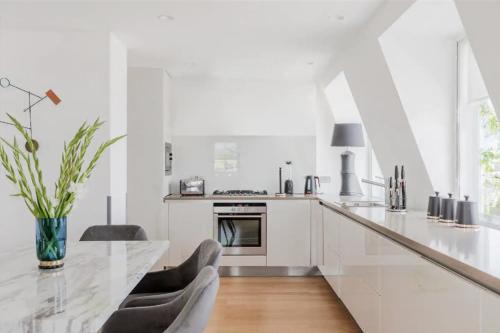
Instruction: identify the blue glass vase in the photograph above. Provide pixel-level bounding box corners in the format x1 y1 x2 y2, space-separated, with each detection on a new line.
36 217 67 269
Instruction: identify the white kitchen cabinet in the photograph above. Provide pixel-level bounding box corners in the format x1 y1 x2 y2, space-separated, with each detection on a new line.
481 289 500 332
338 213 382 295
321 206 498 333
336 214 381 332
322 207 381 332
310 200 324 266
266 200 311 266
320 206 342 294
167 200 213 266
376 235 481 333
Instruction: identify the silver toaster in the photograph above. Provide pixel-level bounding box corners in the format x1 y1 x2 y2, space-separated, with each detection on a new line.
180 177 205 196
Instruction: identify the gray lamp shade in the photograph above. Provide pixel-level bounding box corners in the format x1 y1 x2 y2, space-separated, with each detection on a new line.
331 123 365 147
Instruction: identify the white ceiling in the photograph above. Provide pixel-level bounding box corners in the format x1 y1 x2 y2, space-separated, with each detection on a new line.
0 1 385 79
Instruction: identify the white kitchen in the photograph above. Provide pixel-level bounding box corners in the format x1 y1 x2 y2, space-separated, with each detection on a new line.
0 1 499 333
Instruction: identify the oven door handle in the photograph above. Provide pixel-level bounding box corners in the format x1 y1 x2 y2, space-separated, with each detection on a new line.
216 214 264 218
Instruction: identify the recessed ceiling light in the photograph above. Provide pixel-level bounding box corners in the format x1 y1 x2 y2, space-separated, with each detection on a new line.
158 14 174 21
307 61 314 66
336 15 345 21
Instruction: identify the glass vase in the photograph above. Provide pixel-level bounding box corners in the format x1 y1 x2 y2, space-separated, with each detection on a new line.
36 217 67 269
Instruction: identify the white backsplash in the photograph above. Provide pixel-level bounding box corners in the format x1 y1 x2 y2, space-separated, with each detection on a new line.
171 135 316 194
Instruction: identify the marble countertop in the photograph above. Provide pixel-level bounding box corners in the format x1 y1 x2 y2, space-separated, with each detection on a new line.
318 194 500 295
0 241 169 333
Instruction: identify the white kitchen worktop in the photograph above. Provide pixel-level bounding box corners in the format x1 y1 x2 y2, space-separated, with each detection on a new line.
0 241 169 333
318 194 500 295
163 193 316 201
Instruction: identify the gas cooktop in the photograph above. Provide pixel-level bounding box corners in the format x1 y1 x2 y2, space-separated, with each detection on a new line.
212 190 268 196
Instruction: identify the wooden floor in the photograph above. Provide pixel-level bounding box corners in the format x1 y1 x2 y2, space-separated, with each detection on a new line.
205 276 361 333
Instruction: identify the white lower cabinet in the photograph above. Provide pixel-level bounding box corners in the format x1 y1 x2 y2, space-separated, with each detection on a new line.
167 201 213 266
165 199 313 267
481 289 500 332
310 200 324 266
322 206 500 333
321 206 341 294
267 200 311 266
336 214 382 332
377 239 481 333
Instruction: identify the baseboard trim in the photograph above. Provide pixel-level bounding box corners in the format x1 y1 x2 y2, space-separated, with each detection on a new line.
218 266 321 277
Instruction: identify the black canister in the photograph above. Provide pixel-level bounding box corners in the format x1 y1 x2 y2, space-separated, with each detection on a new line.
427 191 441 220
439 193 456 224
455 195 479 228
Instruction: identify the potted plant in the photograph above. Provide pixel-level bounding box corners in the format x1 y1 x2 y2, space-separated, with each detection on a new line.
0 114 125 269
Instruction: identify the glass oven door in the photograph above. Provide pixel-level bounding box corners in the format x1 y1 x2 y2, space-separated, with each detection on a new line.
214 214 266 255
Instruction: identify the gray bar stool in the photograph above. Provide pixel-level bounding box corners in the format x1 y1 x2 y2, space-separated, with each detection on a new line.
120 239 222 308
101 266 219 333
80 225 148 241
130 239 221 294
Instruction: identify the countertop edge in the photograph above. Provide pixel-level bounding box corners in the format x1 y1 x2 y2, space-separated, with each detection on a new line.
319 200 500 296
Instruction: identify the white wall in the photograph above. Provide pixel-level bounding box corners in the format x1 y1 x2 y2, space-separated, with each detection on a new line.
127 67 172 239
171 77 316 136
0 29 125 248
379 0 463 194
314 86 338 195
172 135 315 194
169 76 318 194
109 33 128 224
455 0 500 120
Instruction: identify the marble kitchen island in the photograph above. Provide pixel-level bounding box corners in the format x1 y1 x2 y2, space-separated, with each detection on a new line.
0 241 169 333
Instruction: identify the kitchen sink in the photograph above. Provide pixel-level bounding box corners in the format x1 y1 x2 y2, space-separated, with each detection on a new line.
338 201 386 208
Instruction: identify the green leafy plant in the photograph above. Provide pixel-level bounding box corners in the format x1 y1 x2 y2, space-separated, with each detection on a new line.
0 114 125 218
479 103 500 215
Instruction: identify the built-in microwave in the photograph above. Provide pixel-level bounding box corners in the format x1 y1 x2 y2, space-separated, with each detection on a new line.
213 202 266 256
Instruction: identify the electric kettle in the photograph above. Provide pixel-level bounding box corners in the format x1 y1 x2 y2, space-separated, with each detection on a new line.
304 176 320 195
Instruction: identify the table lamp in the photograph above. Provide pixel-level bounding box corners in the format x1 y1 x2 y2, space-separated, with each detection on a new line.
331 123 365 196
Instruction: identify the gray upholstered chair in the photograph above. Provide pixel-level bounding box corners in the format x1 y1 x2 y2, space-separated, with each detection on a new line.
129 239 222 295
79 225 148 241
101 266 219 333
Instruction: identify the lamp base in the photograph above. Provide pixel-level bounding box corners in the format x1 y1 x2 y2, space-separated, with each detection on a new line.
339 151 362 197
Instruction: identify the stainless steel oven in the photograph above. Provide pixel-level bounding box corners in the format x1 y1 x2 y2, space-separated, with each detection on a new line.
213 203 266 256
